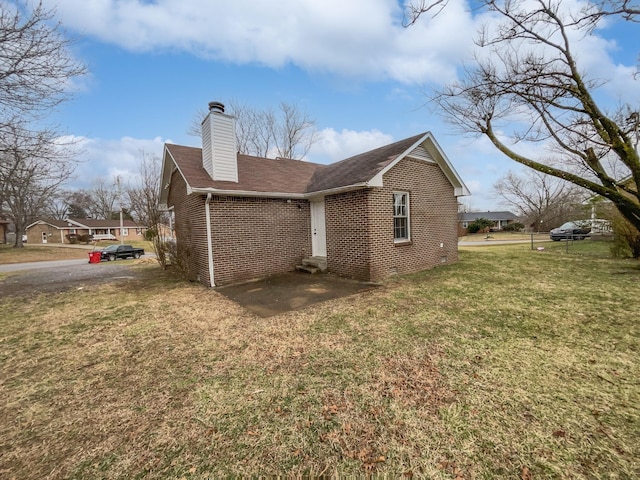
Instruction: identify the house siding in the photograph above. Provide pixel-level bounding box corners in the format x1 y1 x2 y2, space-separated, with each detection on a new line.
167 170 210 284
209 197 311 285
368 157 458 282
325 190 371 280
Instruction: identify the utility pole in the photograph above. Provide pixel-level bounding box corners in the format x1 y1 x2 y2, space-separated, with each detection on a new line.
116 176 124 245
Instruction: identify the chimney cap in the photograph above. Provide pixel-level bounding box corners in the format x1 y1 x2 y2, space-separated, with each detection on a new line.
208 101 225 113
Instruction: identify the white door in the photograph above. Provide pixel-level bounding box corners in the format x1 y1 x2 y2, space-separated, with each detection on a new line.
41 232 47 244
311 199 326 257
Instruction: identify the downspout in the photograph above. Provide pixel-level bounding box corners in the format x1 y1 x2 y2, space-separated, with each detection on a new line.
205 193 215 287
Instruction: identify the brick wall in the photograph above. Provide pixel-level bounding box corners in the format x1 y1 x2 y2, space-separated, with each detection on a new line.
325 189 371 280
209 197 311 285
368 157 458 281
169 155 458 286
321 158 459 282
167 171 209 284
26 224 65 244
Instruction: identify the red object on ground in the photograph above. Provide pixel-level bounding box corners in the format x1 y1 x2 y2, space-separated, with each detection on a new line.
88 251 101 264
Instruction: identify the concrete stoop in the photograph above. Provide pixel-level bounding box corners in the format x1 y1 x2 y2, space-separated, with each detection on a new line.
295 256 327 274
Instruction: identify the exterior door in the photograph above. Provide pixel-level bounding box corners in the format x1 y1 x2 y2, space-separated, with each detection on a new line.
310 198 326 257
41 232 47 244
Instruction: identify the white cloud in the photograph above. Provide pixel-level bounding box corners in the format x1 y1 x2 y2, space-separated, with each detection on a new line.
45 0 477 85
63 135 167 189
308 128 394 163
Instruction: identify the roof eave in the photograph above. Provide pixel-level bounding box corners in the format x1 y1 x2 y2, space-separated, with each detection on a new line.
369 132 470 196
191 181 372 199
159 145 181 206
190 187 307 199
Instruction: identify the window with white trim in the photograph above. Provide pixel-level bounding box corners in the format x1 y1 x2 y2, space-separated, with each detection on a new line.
122 227 129 236
393 192 410 242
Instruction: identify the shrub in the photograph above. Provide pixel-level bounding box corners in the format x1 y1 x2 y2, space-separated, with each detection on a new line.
467 223 481 234
144 228 157 241
77 234 93 244
65 234 78 244
610 214 640 258
467 218 493 234
503 222 525 232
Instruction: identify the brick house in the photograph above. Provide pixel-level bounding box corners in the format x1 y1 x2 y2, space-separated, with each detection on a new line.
457 211 519 235
159 102 469 287
25 218 147 244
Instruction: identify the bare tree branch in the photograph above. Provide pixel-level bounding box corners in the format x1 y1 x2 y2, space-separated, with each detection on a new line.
188 100 317 160
494 169 586 229
0 1 86 132
0 123 76 246
407 0 640 234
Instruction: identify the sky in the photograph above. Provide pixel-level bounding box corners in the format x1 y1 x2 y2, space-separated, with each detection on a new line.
29 0 640 211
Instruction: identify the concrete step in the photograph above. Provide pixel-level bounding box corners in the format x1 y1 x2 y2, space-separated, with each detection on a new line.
302 256 327 271
295 264 320 274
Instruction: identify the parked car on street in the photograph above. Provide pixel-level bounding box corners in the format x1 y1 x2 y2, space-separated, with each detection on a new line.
550 221 592 241
100 244 144 261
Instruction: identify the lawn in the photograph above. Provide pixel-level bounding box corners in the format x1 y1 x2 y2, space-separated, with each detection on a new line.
0 244 90 264
1 243 638 478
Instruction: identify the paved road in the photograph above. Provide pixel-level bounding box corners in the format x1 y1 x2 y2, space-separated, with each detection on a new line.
0 258 89 273
458 239 547 246
0 257 148 297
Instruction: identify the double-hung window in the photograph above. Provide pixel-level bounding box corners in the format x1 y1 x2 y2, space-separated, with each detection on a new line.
393 192 410 242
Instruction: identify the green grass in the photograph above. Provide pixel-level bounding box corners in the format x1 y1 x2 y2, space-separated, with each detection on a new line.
0 242 638 478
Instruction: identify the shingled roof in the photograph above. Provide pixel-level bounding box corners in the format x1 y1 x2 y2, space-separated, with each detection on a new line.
165 144 322 194
305 133 426 193
160 131 468 206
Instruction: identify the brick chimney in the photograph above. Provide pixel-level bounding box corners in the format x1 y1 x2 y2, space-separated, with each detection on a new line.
201 101 238 182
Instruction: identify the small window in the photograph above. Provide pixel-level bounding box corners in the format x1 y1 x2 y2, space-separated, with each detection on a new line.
122 228 129 236
393 192 410 242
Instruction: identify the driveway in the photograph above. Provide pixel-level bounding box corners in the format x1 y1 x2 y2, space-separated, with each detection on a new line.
0 259 144 297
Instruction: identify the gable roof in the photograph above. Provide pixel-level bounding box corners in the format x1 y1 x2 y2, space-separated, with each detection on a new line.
306 133 426 193
26 218 144 230
164 144 322 194
458 211 519 222
67 218 142 228
159 132 469 208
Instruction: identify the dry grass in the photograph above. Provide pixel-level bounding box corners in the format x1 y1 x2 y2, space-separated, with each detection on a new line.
0 244 90 264
1 243 638 478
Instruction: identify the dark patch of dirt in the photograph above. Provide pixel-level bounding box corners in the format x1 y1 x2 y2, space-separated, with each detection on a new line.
0 262 145 297
215 272 378 317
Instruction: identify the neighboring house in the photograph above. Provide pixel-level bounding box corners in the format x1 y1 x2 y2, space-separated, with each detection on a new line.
159 102 470 287
458 211 519 235
25 218 147 244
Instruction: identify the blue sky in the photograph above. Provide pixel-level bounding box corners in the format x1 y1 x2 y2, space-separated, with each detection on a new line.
34 0 640 210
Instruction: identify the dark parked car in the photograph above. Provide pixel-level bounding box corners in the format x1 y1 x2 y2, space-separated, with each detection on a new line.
550 221 591 241
100 244 144 261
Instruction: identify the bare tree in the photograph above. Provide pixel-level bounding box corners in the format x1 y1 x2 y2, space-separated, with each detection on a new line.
45 193 69 220
188 100 317 160
406 0 640 246
0 1 86 133
88 177 119 220
0 124 75 247
63 189 92 218
494 170 587 230
126 152 162 227
126 152 170 267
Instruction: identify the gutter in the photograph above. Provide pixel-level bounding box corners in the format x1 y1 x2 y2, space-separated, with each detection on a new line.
205 193 215 287
190 182 371 200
